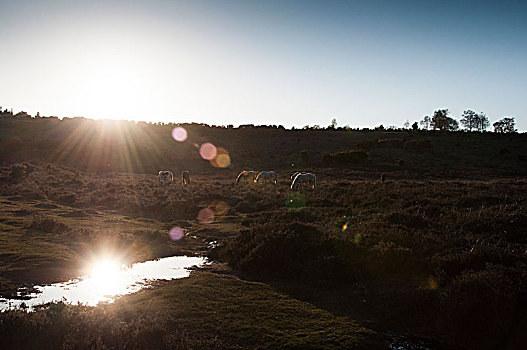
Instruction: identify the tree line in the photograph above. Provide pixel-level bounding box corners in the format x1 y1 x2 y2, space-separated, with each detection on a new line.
418 109 517 133
0 105 519 133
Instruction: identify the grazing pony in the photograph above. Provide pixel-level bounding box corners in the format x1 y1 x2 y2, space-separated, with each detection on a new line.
256 171 278 184
158 170 174 184
291 172 302 180
291 173 316 190
236 171 258 184
182 171 191 186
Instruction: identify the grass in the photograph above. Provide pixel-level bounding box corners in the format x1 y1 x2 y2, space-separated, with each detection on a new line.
1 164 526 348
0 272 379 349
0 114 526 349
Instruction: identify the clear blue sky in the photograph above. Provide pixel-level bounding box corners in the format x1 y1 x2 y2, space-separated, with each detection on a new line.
1 0 525 130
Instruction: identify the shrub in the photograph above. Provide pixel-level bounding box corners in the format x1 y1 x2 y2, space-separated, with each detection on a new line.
403 139 431 150
355 138 403 149
439 264 526 349
216 221 349 281
9 164 26 179
322 150 369 164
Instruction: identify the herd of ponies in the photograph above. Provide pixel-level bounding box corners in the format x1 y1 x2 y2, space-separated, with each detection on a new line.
158 170 316 190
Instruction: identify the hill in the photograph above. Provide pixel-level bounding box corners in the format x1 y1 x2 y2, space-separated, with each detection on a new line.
0 113 526 349
1 113 526 179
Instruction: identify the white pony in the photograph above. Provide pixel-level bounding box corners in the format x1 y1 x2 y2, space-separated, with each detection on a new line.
158 170 174 183
291 171 302 180
236 170 258 184
291 173 316 190
256 171 278 184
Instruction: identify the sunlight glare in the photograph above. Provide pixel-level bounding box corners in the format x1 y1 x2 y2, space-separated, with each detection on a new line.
89 258 123 294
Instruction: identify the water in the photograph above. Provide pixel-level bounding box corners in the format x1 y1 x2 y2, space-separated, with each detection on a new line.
0 256 205 311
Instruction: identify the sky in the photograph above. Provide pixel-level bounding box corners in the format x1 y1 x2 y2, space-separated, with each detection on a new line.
1 0 526 130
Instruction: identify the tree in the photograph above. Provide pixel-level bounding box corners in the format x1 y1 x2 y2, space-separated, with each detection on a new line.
403 120 410 129
420 115 431 130
493 117 517 133
476 113 490 132
460 110 490 132
329 118 337 129
412 122 418 131
460 110 478 131
430 109 458 131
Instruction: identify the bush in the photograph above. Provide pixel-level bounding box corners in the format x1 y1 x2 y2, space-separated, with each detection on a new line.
216 221 351 281
355 138 404 149
403 139 431 150
322 150 369 164
9 164 26 180
439 264 526 349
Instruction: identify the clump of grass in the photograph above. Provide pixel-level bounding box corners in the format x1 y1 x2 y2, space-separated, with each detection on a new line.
29 214 70 234
9 164 26 180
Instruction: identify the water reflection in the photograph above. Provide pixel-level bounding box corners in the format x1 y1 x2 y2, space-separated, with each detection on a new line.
0 256 205 311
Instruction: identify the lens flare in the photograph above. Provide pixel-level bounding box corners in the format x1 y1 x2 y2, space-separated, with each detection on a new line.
216 154 231 168
353 233 362 244
199 143 217 160
427 277 438 290
198 208 215 224
212 201 229 216
210 147 231 168
171 127 187 142
169 227 184 241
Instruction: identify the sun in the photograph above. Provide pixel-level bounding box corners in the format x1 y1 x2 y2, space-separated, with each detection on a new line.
71 52 152 121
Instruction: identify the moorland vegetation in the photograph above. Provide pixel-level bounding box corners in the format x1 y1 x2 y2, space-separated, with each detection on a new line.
0 110 526 349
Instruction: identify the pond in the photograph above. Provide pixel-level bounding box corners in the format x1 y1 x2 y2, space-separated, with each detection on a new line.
0 256 205 311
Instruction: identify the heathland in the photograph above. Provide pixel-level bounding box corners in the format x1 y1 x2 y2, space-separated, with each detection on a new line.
0 113 526 349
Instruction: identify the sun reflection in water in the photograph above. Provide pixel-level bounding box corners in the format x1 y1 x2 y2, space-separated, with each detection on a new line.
89 258 123 295
0 256 206 311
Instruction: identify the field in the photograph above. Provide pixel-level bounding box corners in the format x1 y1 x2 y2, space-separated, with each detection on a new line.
0 114 526 349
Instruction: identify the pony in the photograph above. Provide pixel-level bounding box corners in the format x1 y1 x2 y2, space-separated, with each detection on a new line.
182 171 191 186
158 171 174 184
236 170 258 184
291 173 316 190
291 171 302 180
256 171 278 184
